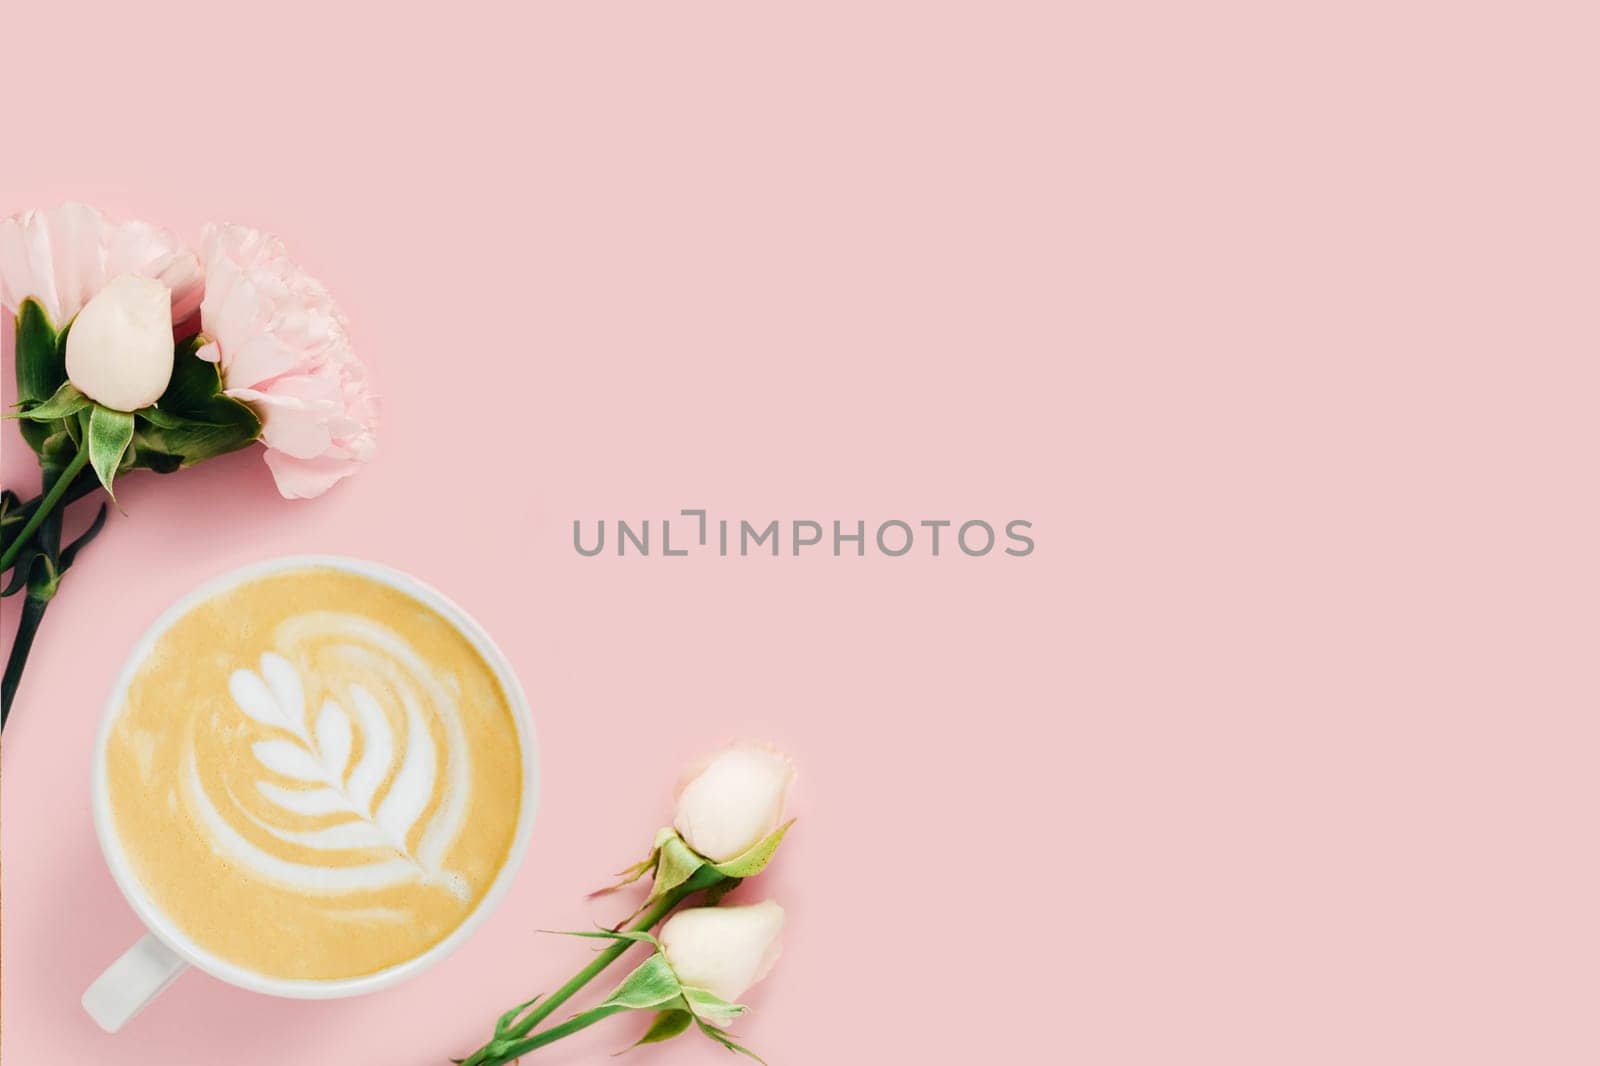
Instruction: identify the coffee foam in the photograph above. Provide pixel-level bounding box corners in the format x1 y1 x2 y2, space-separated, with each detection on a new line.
192 613 474 900
104 567 522 981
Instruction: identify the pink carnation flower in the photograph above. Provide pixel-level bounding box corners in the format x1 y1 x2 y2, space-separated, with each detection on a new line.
0 202 202 327
197 223 378 499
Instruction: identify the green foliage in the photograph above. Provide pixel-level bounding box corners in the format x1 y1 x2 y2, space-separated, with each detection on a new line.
600 954 684 1011
132 335 260 469
634 1010 694 1046
10 322 261 483
597 821 796 922
694 1016 769 1064
576 935 763 1060
543 829 787 1059
13 299 65 454
3 302 260 725
491 994 543 1042
86 407 135 498
711 819 796 879
650 831 715 903
10 381 89 422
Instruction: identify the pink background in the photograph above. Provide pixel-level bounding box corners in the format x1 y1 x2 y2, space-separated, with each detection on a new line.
2 2 1597 1063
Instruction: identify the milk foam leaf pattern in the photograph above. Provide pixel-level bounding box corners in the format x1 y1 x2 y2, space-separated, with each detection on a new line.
229 656 305 732
256 782 349 817
346 684 394 812
375 688 438 847
316 700 354 777
253 740 328 782
216 644 470 896
258 652 307 729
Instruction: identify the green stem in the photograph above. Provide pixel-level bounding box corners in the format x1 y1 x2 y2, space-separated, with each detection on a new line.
0 447 89 575
1 471 99 564
1 594 50 728
458 866 725 1066
488 1005 628 1063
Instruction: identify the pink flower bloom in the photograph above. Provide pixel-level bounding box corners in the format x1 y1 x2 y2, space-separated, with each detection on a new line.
197 223 377 499
0 202 202 327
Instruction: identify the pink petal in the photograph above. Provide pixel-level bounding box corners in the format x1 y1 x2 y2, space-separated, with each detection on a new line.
262 450 364 499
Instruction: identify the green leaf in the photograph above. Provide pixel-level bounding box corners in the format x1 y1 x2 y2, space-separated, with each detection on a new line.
631 1009 694 1048
14 299 63 403
493 994 543 1040
598 955 684 1012
24 551 61 598
137 405 188 429
703 877 742 906
59 503 108 569
135 448 183 474
0 491 21 539
2 552 36 596
131 399 259 468
682 987 747 1028
557 928 661 949
14 299 64 454
86 407 135 498
157 334 221 414
591 853 659 899
648 833 711 904
11 381 89 422
133 336 261 468
694 1018 768 1064
711 819 796 880
36 430 75 469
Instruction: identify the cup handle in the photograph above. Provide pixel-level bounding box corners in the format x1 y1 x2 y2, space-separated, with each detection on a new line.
82 933 189 1032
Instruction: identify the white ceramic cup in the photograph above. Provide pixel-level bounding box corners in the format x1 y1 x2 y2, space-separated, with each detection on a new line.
83 555 540 1032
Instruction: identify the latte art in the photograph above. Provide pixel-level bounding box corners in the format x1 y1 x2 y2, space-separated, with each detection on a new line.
193 613 472 900
105 568 524 981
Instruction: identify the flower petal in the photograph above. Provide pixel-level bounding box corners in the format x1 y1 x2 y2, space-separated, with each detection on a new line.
0 203 200 325
199 222 377 498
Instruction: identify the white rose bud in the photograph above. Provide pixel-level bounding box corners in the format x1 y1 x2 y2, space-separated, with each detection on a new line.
674 742 795 863
65 273 175 411
659 901 785 1007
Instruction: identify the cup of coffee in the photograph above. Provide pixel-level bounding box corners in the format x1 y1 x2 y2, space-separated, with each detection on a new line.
83 556 539 1032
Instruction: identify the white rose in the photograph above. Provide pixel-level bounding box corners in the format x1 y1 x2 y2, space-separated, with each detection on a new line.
659 900 785 1007
64 273 174 411
673 742 795 863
